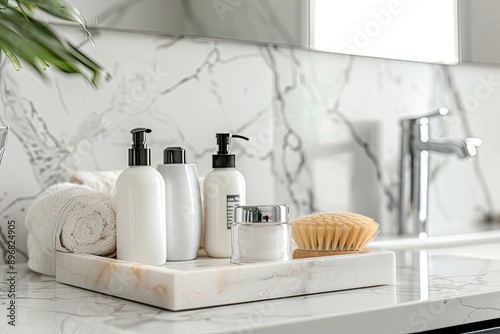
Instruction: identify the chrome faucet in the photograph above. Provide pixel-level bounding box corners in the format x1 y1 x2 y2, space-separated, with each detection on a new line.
398 108 482 238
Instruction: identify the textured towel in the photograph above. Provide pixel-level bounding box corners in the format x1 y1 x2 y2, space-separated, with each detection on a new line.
69 170 121 199
25 183 116 276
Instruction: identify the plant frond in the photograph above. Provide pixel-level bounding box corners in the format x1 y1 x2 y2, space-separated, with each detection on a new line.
0 4 108 87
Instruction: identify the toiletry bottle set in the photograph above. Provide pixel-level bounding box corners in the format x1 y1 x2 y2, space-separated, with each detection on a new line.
116 130 255 265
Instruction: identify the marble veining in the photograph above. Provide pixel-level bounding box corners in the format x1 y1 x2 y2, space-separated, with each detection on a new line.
54 251 395 311
1 23 500 266
3 247 500 333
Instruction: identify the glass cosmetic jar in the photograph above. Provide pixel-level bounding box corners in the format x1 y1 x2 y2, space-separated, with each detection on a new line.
231 205 290 264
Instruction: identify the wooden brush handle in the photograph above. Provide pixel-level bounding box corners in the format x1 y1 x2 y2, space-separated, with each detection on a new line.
293 249 371 259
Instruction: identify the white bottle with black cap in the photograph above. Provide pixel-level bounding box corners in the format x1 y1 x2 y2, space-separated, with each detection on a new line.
157 147 202 261
203 133 249 258
116 128 166 265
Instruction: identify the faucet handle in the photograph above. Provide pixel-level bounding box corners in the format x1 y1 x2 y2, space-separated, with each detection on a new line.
465 138 482 157
423 107 449 119
402 107 449 123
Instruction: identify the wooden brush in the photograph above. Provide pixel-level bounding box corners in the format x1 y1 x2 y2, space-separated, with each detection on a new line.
291 212 380 259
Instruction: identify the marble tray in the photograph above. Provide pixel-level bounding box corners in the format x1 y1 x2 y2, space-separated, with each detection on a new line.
55 250 396 311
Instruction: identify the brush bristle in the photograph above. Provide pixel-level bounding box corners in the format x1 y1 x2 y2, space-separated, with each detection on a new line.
291 212 380 252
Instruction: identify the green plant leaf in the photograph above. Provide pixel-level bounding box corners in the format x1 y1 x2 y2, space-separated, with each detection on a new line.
0 0 107 88
0 5 108 87
1 48 22 70
24 0 93 41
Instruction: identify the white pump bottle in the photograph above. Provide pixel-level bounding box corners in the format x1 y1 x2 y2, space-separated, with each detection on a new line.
116 128 166 265
203 133 249 258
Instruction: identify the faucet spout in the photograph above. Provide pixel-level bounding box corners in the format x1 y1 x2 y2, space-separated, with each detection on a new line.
0 127 8 167
398 109 481 237
416 138 482 158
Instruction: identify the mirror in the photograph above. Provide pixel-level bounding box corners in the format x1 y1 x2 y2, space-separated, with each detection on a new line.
56 0 498 65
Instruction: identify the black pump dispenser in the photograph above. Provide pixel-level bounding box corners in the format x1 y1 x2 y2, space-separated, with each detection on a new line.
128 128 152 166
213 133 249 168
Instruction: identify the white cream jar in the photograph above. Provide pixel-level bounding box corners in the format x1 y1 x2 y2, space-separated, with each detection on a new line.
231 205 290 264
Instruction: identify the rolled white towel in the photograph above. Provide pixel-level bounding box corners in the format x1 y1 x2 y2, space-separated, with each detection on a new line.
25 183 116 276
69 170 122 200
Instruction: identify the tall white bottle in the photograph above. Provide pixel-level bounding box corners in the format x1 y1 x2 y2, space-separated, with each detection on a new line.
116 128 166 265
157 147 202 261
203 133 249 258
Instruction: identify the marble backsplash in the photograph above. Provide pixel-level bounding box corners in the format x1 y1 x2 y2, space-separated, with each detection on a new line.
1 26 499 264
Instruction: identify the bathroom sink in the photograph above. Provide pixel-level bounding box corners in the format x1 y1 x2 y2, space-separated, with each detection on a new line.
369 230 500 251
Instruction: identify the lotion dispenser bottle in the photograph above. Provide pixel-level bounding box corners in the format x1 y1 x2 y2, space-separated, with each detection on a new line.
157 147 202 261
116 128 166 265
203 133 249 258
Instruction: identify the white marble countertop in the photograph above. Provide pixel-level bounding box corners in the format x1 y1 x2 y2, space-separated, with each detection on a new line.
3 245 500 334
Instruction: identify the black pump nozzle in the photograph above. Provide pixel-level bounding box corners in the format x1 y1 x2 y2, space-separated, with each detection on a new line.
216 133 249 155
131 128 151 149
128 128 152 166
213 133 249 168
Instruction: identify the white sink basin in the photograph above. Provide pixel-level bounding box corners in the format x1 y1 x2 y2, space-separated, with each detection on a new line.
369 230 500 251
